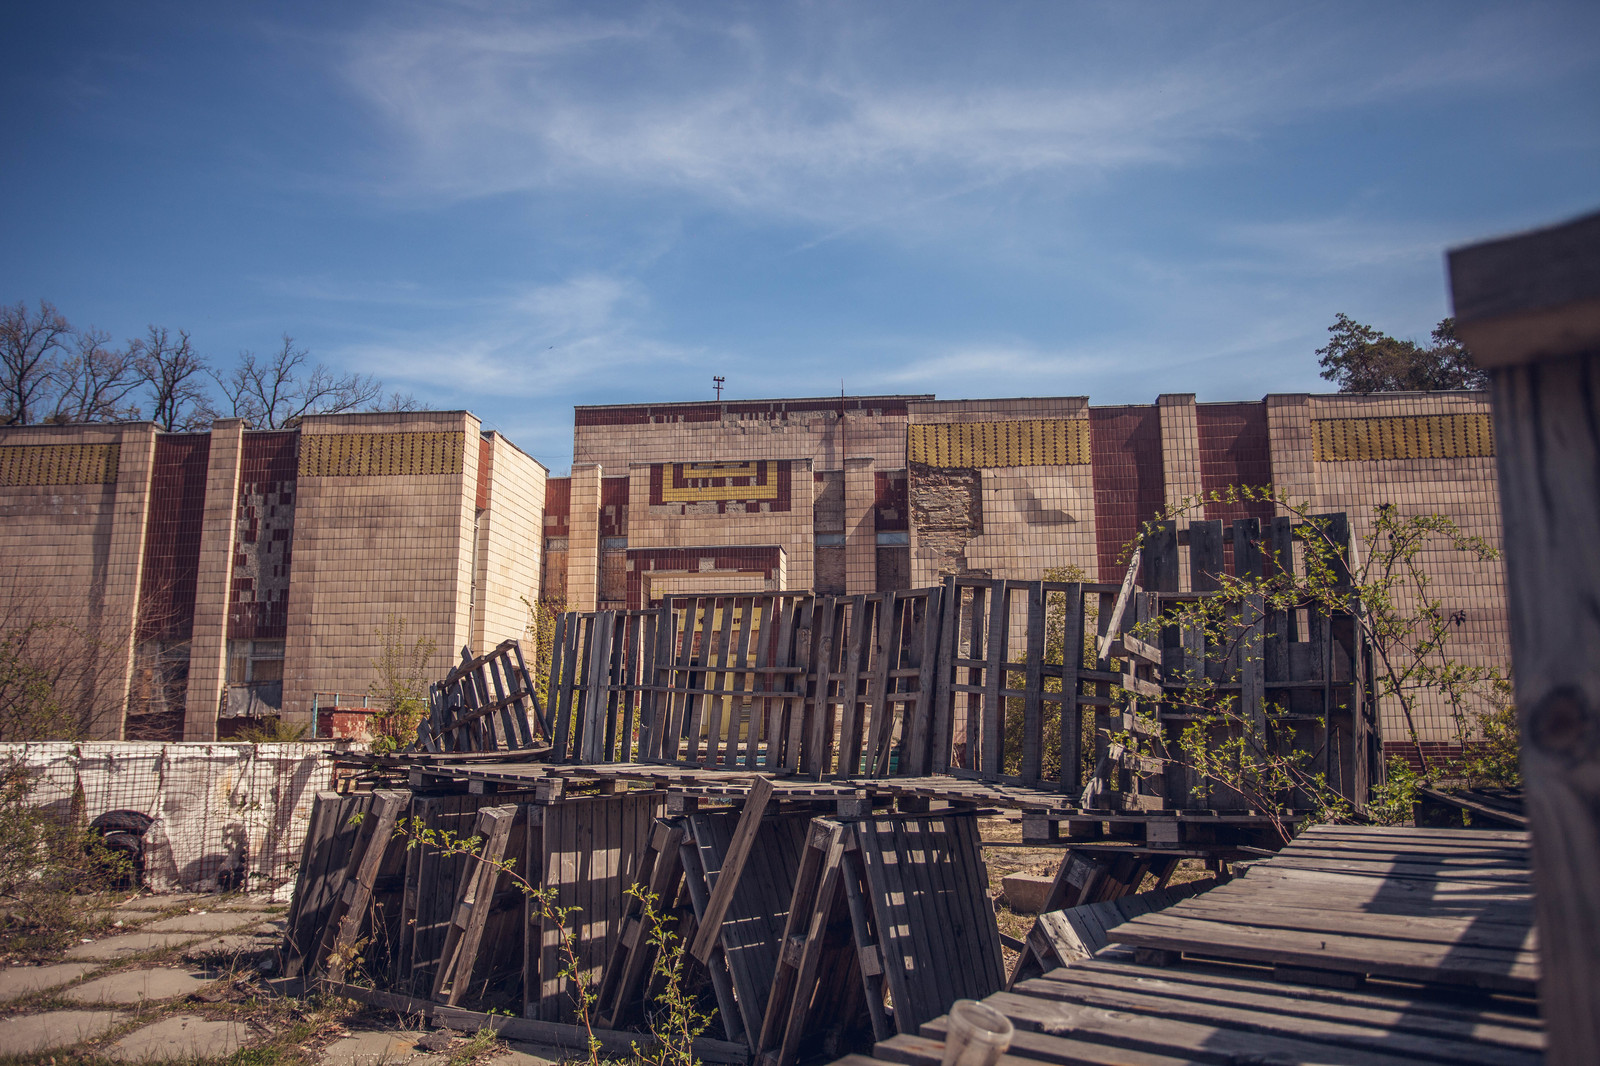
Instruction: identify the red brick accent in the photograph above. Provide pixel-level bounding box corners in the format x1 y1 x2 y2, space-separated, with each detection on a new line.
475 435 493 510
1196 402 1275 573
139 434 210 642
544 477 571 538
575 397 919 427
230 432 297 640
1089 407 1165 581
624 546 783 608
601 475 630 538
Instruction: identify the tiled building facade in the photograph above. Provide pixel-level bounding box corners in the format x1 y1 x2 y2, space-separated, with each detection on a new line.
1 390 1503 750
547 391 1507 753
0 411 548 741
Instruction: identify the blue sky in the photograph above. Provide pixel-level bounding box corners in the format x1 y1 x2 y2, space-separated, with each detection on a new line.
2 2 1596 470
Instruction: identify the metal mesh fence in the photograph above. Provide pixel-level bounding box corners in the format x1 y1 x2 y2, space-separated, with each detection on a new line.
1 741 340 894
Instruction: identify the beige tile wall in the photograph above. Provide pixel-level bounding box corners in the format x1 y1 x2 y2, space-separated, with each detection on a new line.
281 411 479 724
1269 391 1506 744
567 464 602 612
473 432 548 652
844 457 876 593
574 399 914 470
0 422 158 739
625 460 817 592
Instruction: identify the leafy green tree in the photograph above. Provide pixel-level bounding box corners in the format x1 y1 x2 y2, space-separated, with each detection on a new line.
1317 313 1487 392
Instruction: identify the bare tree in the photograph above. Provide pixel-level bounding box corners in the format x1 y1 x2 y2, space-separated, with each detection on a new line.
48 327 142 424
219 335 385 429
0 300 72 425
134 326 215 431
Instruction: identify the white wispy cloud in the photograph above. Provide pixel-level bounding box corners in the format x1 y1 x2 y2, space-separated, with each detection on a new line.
329 2 1572 228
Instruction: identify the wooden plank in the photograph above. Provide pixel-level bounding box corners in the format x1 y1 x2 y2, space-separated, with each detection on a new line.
1057 584 1084 796
768 821 849 1066
981 583 1008 779
434 803 520 1005
864 593 900 776
1188 520 1225 592
744 596 777 770
1108 912 1539 993
836 595 871 776
1069 956 1541 1033
1018 582 1046 784
907 586 945 777
930 576 958 774
690 775 775 963
322 789 408 982
963 989 1435 1066
1020 974 1539 1066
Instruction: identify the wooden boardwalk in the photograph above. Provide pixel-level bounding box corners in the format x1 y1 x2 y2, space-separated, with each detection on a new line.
833 825 1543 1066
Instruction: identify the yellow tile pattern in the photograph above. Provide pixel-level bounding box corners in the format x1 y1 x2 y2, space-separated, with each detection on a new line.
908 419 1091 468
660 461 780 502
0 443 120 486
297 431 464 478
1313 414 1494 462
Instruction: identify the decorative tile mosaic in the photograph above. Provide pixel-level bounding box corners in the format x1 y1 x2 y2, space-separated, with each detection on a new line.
296 431 464 478
907 418 1091 468
1313 413 1493 462
0 443 120 486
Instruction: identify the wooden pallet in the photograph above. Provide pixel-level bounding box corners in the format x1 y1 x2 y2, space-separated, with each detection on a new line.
432 803 524 1005
283 792 372 979
1109 825 1538 994
423 639 546 752
757 811 1005 1066
844 953 1542 1066
1009 876 1216 987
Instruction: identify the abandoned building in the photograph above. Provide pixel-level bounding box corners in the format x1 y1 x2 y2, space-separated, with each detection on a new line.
0 389 1502 757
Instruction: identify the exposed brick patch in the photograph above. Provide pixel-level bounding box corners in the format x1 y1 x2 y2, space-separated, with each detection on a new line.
907 462 986 578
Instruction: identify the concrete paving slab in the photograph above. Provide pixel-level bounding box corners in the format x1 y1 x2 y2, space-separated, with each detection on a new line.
0 1009 123 1055
63 967 213 1005
492 1042 566 1066
0 962 100 1002
92 910 164 924
105 1013 248 1062
181 932 272 959
318 1029 445 1066
119 893 205 909
66 933 199 960
145 911 263 933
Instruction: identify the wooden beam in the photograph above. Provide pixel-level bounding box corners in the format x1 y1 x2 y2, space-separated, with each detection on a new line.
690 775 775 963
1449 208 1600 1065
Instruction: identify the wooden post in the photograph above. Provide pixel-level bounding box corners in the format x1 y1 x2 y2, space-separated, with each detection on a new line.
1449 207 1600 1065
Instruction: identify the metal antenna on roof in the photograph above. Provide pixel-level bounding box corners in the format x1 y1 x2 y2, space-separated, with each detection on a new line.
713 375 725 401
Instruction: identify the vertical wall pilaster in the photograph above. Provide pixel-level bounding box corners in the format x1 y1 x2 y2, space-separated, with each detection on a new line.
1158 394 1203 510
1265 394 1316 510
1158 394 1202 589
104 425 158 739
185 419 245 740
844 457 877 594
568 463 603 612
